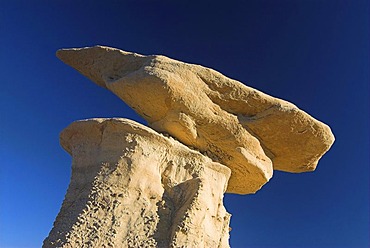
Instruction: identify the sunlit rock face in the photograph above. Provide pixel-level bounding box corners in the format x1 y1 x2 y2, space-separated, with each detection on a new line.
56 46 334 194
43 118 231 248
44 46 334 248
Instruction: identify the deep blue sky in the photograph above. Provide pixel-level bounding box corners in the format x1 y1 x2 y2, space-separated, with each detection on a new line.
0 1 368 247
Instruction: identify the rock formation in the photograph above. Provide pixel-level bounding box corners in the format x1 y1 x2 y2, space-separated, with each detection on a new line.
44 46 334 247
56 46 334 194
43 119 231 247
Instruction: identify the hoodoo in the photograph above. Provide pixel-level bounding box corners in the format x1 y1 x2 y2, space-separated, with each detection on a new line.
44 46 334 247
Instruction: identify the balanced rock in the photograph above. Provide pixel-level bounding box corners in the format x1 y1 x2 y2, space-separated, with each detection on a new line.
43 118 231 248
57 46 335 194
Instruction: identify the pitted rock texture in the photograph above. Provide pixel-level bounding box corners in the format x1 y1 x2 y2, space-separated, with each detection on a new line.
43 118 231 248
57 46 335 194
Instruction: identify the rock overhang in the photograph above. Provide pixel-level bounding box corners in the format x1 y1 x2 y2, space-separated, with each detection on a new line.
57 45 335 194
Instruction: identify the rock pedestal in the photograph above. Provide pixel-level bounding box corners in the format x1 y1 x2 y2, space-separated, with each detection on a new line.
44 46 335 247
43 118 231 248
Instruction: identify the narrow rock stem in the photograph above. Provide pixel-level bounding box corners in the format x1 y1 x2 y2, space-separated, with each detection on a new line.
43 118 231 248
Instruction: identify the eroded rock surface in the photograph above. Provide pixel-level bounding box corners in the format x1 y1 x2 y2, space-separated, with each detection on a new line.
57 46 335 194
43 118 231 248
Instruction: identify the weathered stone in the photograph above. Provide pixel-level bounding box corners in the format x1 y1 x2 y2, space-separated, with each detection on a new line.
43 118 231 248
56 46 335 194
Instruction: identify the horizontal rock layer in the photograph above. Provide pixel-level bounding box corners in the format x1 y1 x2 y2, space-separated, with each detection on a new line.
57 46 335 194
43 118 231 248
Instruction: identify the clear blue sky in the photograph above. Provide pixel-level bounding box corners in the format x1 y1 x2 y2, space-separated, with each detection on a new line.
0 1 368 247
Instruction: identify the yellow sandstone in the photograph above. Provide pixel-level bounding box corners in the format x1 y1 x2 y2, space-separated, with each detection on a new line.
43 118 231 248
57 46 334 194
44 46 335 248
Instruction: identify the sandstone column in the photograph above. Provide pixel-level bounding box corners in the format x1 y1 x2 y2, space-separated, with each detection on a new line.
43 118 231 248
